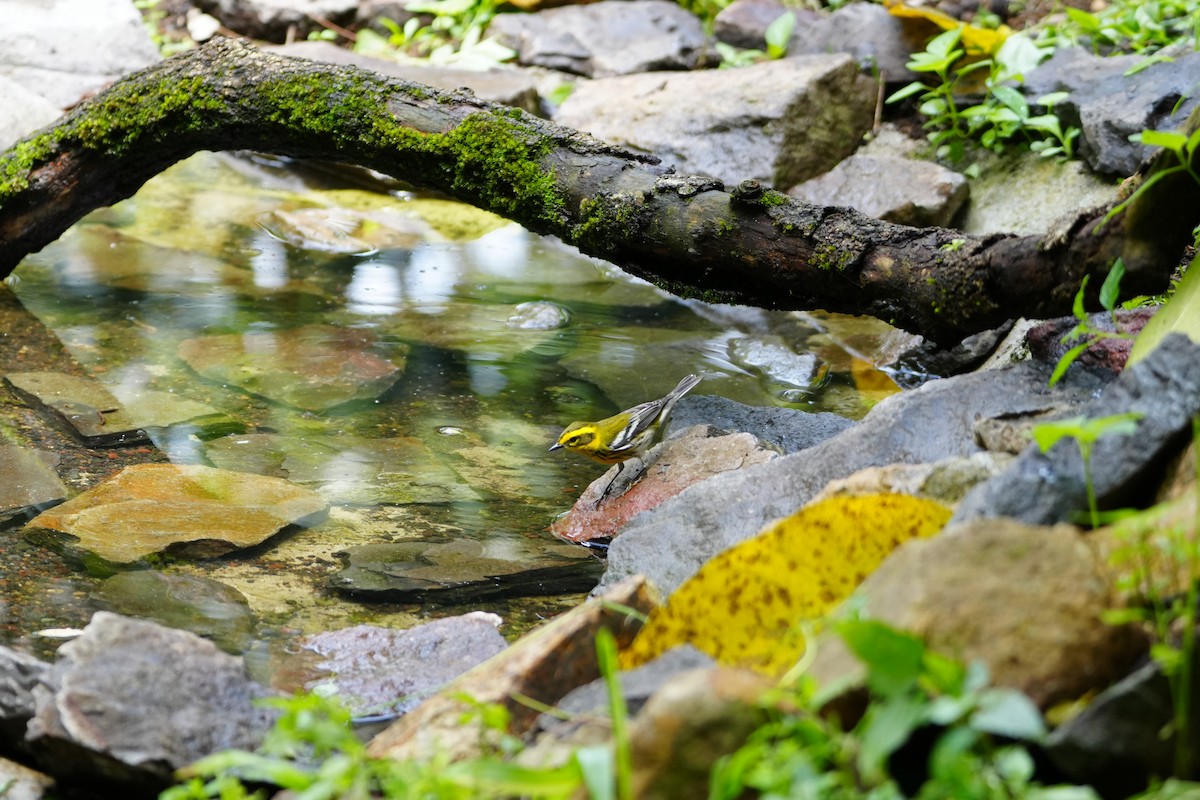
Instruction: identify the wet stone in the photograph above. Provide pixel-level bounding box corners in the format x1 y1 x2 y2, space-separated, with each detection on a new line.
204 432 483 504
288 613 508 719
26 612 280 789
330 537 603 603
3 372 149 446
0 446 68 522
178 325 407 412
91 571 255 654
110 387 242 441
25 464 329 567
506 301 571 331
727 334 827 390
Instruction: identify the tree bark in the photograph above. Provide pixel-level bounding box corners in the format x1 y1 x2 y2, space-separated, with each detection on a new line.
0 37 1195 344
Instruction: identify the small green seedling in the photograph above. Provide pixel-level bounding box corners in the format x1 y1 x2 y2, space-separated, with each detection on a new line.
1032 411 1144 529
1049 259 1132 387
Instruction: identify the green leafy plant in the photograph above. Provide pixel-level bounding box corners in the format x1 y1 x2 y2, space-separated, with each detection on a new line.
161 626 645 800
714 11 796 68
710 619 1094 800
1037 0 1200 55
1047 259 1134 387
354 0 514 67
1104 129 1200 227
888 30 1079 162
1031 411 1144 529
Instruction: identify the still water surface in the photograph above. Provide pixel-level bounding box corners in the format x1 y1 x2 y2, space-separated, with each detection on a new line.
6 151 900 673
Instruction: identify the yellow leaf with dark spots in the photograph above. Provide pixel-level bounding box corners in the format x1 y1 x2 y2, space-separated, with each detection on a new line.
620 494 951 676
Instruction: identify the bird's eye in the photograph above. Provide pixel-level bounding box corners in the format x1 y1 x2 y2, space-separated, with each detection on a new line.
566 436 580 446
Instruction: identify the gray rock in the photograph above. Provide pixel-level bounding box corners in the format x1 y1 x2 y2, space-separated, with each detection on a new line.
556 55 875 188
1023 46 1200 176
535 645 715 737
788 154 970 228
271 41 543 115
597 357 1108 597
296 614 508 719
788 2 927 82
0 76 59 150
884 322 1013 385
1044 659 1188 797
192 0 359 42
487 0 706 78
664 394 855 455
0 647 50 746
953 334 1200 526
506 301 570 330
0 446 67 523
958 147 1118 236
714 0 818 51
26 613 279 789
0 0 159 109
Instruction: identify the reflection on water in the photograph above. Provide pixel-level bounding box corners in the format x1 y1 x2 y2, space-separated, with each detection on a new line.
6 151 898 662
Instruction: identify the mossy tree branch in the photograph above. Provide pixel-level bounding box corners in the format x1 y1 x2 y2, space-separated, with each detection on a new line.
0 37 1195 344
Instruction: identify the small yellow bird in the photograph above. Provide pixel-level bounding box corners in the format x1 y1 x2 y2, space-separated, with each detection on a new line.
549 374 702 505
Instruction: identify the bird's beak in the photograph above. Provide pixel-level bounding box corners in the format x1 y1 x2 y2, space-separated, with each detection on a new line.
548 443 563 452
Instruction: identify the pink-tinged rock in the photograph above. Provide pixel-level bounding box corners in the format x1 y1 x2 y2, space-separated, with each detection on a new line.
550 425 776 544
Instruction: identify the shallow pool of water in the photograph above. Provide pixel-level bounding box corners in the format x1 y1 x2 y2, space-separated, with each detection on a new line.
5 151 902 670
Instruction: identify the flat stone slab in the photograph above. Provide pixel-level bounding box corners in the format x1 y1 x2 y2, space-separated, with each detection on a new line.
4 372 149 446
25 464 329 566
292 614 508 719
178 325 407 412
0 446 67 522
330 537 602 603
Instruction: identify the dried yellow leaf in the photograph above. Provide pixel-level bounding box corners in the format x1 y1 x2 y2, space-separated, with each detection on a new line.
621 494 951 676
884 0 1010 55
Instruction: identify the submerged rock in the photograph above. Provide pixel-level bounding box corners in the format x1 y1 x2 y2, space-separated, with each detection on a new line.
25 464 328 567
290 614 508 719
91 571 255 654
330 537 602 603
4 372 149 447
26 612 280 791
178 325 407 412
204 432 483 505
727 334 828 390
0 446 67 523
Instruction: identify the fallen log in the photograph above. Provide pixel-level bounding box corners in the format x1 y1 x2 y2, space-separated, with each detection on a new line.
1 36 1195 344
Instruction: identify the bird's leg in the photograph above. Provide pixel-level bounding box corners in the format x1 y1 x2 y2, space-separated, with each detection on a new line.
595 462 624 508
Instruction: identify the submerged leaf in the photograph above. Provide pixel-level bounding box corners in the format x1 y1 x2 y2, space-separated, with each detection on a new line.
620 495 951 675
